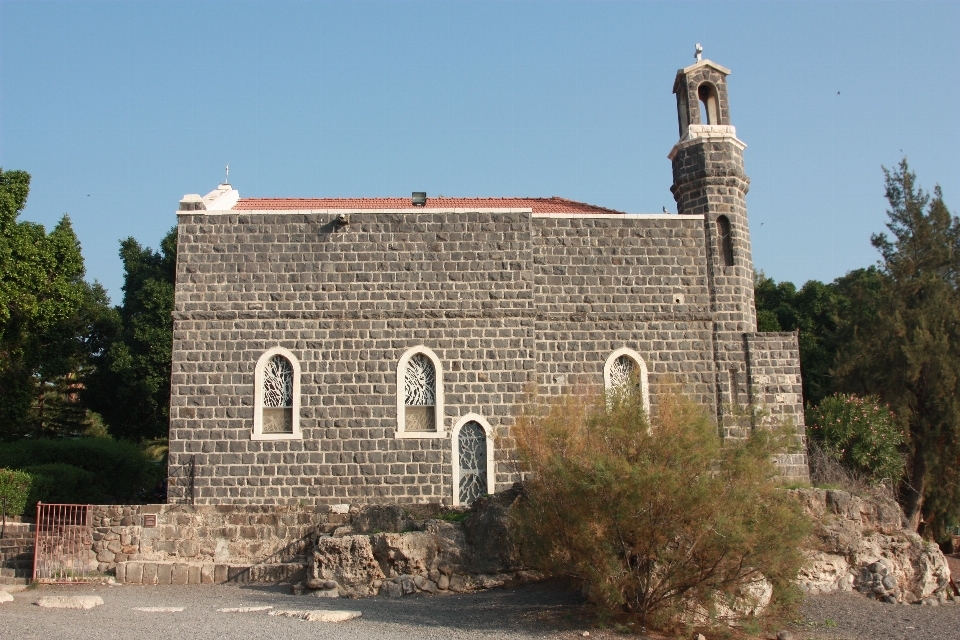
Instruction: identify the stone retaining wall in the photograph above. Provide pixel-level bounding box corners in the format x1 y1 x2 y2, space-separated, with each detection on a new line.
90 503 349 580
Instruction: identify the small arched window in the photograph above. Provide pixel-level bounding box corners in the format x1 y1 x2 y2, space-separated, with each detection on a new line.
716 215 734 267
603 348 650 416
396 346 444 438
252 347 302 440
452 414 495 506
698 83 720 125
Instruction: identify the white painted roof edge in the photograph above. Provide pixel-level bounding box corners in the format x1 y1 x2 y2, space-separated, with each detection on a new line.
176 208 702 220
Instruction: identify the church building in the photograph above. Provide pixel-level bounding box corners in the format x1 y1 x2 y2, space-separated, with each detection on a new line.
167 55 809 506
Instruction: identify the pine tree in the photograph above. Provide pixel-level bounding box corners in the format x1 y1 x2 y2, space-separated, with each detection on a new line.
838 159 960 539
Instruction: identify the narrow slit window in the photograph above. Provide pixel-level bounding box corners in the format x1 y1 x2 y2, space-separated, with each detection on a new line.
717 215 734 267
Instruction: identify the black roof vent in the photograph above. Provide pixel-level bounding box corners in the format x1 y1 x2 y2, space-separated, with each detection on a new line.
412 192 426 206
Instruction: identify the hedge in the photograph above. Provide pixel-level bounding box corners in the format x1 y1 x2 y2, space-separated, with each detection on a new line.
0 468 33 517
0 438 163 509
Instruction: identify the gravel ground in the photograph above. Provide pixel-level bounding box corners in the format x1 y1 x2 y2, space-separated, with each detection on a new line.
795 591 960 640
2 581 958 640
1 581 591 640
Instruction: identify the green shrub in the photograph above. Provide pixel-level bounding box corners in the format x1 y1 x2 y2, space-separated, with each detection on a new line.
22 463 103 505
0 437 162 505
807 394 904 484
0 468 33 516
512 386 810 630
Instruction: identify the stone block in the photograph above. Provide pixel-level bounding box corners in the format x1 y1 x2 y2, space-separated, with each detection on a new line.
172 563 189 585
200 563 214 584
124 562 143 584
142 562 158 585
214 564 228 583
188 564 202 584
156 563 173 584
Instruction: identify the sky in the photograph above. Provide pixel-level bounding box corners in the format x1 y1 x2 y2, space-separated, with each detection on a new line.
1 1 958 302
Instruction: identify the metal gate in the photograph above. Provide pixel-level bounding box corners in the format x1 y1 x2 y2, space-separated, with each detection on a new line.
33 503 95 583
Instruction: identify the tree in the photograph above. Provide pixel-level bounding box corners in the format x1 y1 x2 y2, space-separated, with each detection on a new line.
512 385 808 628
837 159 960 539
0 169 111 438
85 227 177 441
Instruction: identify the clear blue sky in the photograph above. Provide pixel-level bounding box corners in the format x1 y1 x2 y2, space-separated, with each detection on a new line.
2 1 957 302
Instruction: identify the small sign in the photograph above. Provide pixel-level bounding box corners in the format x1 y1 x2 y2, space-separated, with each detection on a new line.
143 514 157 528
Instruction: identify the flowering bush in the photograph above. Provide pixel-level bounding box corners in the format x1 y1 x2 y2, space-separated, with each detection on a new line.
808 394 904 483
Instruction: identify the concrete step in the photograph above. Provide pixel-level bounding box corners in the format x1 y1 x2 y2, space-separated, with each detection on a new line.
117 560 307 585
0 576 30 586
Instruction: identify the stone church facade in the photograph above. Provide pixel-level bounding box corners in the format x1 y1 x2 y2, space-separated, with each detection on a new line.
167 57 809 506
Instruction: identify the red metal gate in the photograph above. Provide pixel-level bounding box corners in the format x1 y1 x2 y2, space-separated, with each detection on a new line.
33 503 95 583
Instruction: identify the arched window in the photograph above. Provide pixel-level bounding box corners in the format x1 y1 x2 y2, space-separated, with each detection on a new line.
252 347 302 440
698 83 720 125
396 346 444 438
603 348 650 416
716 215 734 267
452 414 495 506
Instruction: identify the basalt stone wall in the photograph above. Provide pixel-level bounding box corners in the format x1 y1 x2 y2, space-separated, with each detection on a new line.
531 215 716 404
168 209 807 505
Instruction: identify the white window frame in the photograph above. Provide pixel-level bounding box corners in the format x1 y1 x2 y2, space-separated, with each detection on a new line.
396 345 445 439
603 347 651 417
252 346 302 441
451 413 495 506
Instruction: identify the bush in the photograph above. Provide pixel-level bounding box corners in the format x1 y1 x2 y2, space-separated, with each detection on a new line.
0 438 162 506
512 386 810 630
0 468 33 516
807 393 904 484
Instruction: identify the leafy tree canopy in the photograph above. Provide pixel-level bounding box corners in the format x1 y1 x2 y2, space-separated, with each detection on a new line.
84 227 177 441
0 168 113 438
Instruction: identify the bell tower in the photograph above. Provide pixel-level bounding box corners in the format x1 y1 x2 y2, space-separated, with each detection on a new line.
669 48 757 440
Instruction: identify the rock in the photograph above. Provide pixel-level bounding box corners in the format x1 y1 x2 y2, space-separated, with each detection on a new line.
304 578 326 589
313 535 386 589
351 505 414 534
882 595 898 604
269 609 362 622
0 591 12 604
794 489 952 601
461 485 523 574
920 597 939 606
323 580 338 589
398 575 417 595
36 596 104 610
312 588 339 598
692 634 707 640
437 574 450 590
290 582 305 595
776 631 794 640
380 581 403 598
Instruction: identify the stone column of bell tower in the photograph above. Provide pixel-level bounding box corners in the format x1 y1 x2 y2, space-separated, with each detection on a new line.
669 53 757 439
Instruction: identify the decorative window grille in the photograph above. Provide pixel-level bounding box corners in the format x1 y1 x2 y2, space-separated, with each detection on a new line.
610 355 639 394
261 355 293 434
404 353 436 432
458 421 488 505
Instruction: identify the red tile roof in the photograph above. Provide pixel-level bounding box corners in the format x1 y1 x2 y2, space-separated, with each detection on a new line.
233 196 625 215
